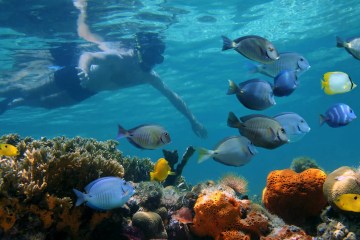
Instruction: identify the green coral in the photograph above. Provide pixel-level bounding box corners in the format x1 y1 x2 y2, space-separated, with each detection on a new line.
290 156 323 173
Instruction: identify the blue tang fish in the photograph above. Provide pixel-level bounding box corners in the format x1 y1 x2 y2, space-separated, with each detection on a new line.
117 124 171 150
273 112 310 142
197 136 258 167
73 177 135 210
320 103 356 128
248 52 310 78
227 79 275 110
273 70 298 97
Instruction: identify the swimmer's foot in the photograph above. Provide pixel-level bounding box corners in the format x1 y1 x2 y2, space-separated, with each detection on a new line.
76 67 89 88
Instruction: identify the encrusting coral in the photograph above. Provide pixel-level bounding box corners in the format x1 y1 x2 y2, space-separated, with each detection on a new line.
132 211 168 239
262 168 327 226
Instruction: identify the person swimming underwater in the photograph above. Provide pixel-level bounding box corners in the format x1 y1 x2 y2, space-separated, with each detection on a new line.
0 0 207 138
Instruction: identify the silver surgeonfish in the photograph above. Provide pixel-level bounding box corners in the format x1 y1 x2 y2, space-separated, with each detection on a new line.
336 36 360 60
73 177 135 210
227 79 275 110
248 52 311 78
222 35 279 64
273 112 310 142
117 124 171 149
197 136 258 166
227 112 289 149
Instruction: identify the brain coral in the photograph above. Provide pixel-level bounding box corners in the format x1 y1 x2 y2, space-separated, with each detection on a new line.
262 168 327 225
191 191 269 240
323 166 360 207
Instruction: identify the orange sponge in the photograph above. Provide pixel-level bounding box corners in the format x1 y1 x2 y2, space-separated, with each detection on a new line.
262 168 327 225
191 191 269 239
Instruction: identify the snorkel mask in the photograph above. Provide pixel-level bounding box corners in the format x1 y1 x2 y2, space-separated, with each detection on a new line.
135 32 165 72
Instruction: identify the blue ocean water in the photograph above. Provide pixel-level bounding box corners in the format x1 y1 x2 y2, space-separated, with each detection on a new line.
0 0 359 196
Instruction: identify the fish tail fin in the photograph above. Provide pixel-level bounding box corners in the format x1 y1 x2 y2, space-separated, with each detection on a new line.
72 189 86 206
116 124 128 139
150 172 155 181
321 79 326 89
197 147 212 163
227 111 241 128
168 171 176 175
227 79 239 95
221 36 235 51
320 114 327 126
336 36 345 48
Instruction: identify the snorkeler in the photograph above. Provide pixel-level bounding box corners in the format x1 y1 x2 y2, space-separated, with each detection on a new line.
0 0 207 138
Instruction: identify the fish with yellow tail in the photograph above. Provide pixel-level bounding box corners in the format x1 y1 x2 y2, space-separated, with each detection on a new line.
150 158 175 182
0 143 19 157
321 72 356 95
116 124 171 150
334 193 360 212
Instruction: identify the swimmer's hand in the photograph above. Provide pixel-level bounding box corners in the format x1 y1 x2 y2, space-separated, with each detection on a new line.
76 65 100 88
192 121 208 138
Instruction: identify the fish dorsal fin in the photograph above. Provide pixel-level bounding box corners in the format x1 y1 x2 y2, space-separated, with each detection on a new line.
240 114 270 122
273 112 296 118
213 136 241 149
84 176 119 193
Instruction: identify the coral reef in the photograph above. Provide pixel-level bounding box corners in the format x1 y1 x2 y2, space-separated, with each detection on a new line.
316 206 360 240
0 134 155 239
191 190 270 239
323 166 360 211
290 156 323 173
132 211 167 239
218 172 248 196
262 168 327 226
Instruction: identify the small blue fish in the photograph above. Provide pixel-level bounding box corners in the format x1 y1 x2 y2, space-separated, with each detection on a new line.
227 79 275 110
320 103 356 128
73 177 135 211
117 124 171 150
197 136 258 167
273 70 298 97
48 65 65 71
273 112 310 142
248 52 310 78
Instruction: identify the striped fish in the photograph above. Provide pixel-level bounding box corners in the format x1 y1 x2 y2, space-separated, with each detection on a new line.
116 124 171 149
320 103 356 128
73 177 135 210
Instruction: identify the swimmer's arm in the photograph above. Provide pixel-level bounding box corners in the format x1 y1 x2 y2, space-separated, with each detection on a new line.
148 72 207 138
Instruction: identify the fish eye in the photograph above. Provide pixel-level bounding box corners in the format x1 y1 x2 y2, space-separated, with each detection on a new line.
281 128 285 133
350 109 353 113
300 119 304 123
268 47 274 52
5 145 8 148
355 196 358 200
300 58 304 61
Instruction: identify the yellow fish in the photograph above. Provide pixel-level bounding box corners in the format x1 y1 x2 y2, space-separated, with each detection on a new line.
321 71 357 95
0 143 19 157
150 158 175 182
334 193 360 212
